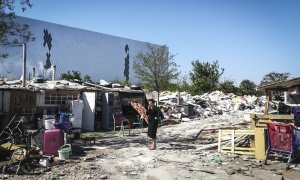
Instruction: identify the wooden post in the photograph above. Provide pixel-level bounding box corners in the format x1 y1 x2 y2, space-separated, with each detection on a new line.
231 129 235 153
264 89 272 114
218 129 222 153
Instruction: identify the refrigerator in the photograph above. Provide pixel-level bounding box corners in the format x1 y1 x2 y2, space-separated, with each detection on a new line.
69 100 84 128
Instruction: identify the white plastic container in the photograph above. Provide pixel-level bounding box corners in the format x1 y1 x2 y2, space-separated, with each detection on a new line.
44 119 55 130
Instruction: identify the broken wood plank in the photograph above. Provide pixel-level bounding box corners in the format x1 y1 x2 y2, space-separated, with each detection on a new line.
188 168 215 174
193 126 207 140
197 142 227 150
170 142 199 148
252 114 294 120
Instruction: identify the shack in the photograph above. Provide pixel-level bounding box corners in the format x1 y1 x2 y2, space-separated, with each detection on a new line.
0 79 146 132
251 77 300 160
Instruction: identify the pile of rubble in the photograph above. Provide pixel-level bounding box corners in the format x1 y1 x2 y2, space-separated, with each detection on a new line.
159 91 267 121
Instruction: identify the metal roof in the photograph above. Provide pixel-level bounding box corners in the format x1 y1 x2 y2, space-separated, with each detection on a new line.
257 77 300 91
0 80 144 94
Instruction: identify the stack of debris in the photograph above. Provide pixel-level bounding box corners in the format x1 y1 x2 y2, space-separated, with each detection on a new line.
157 91 268 122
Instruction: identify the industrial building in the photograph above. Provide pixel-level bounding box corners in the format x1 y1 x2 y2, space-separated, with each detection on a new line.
0 16 156 83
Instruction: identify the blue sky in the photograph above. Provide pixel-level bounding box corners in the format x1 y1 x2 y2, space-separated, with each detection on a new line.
15 0 300 84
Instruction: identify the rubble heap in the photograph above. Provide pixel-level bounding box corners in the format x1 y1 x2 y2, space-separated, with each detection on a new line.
159 91 267 120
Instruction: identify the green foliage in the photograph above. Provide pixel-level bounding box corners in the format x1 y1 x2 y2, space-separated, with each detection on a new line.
161 82 178 92
218 79 238 94
83 74 91 82
189 60 224 94
120 80 132 87
259 71 290 101
136 82 150 90
60 70 82 81
0 0 34 55
239 79 257 95
174 74 193 94
260 71 290 86
133 43 180 93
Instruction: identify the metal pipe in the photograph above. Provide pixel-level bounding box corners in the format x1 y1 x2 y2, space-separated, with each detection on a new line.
33 67 35 78
22 43 27 87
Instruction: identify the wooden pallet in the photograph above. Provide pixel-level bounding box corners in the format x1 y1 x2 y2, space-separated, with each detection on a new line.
218 129 255 156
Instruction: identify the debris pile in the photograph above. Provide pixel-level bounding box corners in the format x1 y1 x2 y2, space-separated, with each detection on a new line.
158 91 267 121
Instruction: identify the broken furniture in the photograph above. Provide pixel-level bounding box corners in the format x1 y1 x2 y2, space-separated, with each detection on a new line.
113 113 130 137
2 128 51 175
265 122 300 169
251 77 300 161
0 115 26 145
218 128 255 156
249 114 295 160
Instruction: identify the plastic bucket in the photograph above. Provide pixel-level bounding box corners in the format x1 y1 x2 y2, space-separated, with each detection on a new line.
58 144 71 160
44 119 55 129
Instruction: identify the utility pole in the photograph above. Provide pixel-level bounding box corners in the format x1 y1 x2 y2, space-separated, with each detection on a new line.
22 43 27 87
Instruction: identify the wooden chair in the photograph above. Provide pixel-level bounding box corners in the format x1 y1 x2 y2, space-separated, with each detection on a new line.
113 113 130 137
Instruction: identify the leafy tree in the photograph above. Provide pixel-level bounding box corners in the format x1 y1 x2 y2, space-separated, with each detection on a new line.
259 72 290 101
260 71 290 86
218 79 238 94
178 74 193 93
60 70 82 81
0 0 34 57
133 43 179 101
83 74 91 82
189 60 224 94
239 79 257 95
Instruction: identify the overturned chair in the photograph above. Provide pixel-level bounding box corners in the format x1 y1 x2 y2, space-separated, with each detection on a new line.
113 113 130 137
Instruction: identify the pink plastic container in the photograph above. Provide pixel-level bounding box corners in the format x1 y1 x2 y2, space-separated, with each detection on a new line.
43 129 64 156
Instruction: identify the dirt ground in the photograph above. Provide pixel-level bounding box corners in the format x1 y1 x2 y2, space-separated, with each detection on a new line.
2 115 300 180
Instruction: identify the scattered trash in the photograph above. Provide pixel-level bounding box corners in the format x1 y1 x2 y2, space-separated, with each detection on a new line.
210 154 222 163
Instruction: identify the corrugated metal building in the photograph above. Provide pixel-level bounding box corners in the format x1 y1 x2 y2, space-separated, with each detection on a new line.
0 16 157 83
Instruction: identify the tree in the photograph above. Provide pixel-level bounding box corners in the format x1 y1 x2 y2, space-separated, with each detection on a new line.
239 79 257 96
60 70 82 81
177 74 193 93
133 43 179 102
189 60 224 94
83 74 91 82
0 0 34 57
218 79 238 94
260 71 290 86
259 72 290 101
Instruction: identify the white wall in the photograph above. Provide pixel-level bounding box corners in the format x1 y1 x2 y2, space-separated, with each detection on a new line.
82 92 95 131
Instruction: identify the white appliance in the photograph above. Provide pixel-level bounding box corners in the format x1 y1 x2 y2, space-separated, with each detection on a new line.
69 100 84 128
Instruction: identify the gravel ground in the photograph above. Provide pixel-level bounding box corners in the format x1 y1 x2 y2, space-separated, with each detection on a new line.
2 115 300 180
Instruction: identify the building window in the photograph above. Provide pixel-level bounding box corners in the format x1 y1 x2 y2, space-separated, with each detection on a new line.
45 92 78 105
